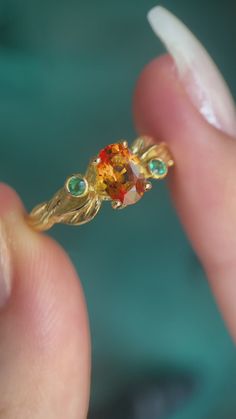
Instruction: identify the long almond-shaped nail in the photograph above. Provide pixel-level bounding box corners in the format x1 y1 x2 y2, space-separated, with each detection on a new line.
147 6 236 137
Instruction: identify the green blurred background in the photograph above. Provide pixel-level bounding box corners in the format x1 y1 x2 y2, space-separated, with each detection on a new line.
0 0 236 417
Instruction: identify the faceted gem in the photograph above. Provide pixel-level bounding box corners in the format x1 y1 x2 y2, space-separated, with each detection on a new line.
148 158 168 178
67 175 87 197
96 143 146 205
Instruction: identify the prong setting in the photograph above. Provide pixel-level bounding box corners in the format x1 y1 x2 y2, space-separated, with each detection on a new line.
112 200 123 210
168 159 174 167
92 157 101 165
144 181 152 191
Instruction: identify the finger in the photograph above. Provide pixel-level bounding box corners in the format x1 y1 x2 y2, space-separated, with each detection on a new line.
133 8 236 340
0 183 90 418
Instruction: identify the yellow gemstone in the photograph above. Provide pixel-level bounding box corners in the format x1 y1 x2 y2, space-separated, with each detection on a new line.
96 143 145 205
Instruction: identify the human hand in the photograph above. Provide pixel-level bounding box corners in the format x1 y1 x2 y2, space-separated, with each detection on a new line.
0 6 235 419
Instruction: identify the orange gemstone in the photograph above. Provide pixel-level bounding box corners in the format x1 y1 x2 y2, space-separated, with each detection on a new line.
96 143 145 205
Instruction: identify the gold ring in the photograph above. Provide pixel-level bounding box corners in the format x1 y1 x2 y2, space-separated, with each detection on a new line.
27 136 174 232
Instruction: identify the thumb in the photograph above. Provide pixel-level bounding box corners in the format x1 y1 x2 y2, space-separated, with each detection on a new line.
133 8 236 340
0 183 90 418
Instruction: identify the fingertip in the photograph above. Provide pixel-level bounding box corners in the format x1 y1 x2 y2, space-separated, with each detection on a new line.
0 182 25 217
133 53 218 148
133 54 178 138
0 182 90 356
0 182 90 417
133 54 236 345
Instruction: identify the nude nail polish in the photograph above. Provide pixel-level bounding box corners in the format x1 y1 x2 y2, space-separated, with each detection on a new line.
148 6 236 137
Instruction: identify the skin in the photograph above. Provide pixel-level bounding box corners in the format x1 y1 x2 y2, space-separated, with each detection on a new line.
0 54 235 418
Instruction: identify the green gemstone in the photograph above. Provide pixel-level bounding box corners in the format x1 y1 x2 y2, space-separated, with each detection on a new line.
67 176 87 196
148 159 167 177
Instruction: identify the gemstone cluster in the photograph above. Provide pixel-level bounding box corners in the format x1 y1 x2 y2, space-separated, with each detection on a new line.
29 137 174 232
66 140 173 210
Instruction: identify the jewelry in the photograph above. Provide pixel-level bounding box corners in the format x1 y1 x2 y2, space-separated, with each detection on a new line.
27 136 174 232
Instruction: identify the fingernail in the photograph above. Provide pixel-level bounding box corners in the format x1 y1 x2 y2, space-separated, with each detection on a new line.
147 6 236 137
0 221 12 307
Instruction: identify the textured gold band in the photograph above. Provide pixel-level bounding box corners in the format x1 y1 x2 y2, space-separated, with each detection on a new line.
27 136 174 232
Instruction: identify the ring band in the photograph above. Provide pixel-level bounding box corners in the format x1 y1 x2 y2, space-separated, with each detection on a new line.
27 136 174 232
